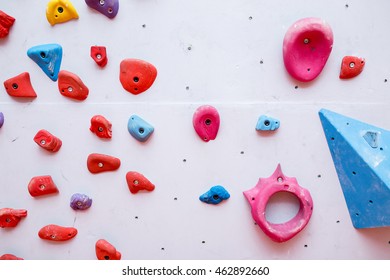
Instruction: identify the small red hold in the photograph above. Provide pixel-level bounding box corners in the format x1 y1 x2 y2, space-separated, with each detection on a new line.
339 56 365 79
87 153 121 174
38 224 77 241
58 70 89 101
0 208 27 228
91 46 108 67
0 254 23 260
90 115 112 139
28 175 59 197
95 239 121 260
3 72 37 98
126 171 155 194
33 129 62 152
0 10 15 39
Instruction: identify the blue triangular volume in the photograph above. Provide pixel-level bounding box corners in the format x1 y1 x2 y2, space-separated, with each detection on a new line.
319 109 390 228
27 44 62 81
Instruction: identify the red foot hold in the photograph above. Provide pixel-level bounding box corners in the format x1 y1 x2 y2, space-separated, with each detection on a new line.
339 56 365 79
87 153 121 174
0 254 23 260
33 129 62 152
0 10 15 39
91 46 108 67
3 72 37 98
28 175 59 197
95 239 121 260
0 208 27 228
126 171 155 194
119 58 157 95
58 70 89 101
90 115 112 139
38 224 77 241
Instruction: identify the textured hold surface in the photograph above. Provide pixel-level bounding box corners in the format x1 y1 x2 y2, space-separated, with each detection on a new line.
90 46 108 67
0 10 15 38
95 239 121 260
199 185 230 205
46 0 79 26
319 109 390 228
127 115 154 142
339 56 365 79
33 129 62 152
90 115 112 139
283 17 333 82
28 175 59 197
126 171 155 194
70 193 92 210
0 208 27 228
119 58 157 94
27 44 62 81
0 112 4 128
38 224 77 241
3 72 37 98
0 254 23 260
58 70 89 100
256 115 280 131
243 164 313 242
85 0 119 19
87 153 121 174
193 105 220 142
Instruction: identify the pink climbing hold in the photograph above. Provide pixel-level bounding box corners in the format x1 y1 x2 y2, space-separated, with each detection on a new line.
193 105 220 142
283 17 333 82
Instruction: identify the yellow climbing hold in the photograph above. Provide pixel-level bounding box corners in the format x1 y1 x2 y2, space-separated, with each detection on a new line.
46 0 79 26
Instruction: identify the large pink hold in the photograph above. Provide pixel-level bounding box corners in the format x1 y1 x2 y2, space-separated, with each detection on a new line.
283 17 333 82
193 105 220 142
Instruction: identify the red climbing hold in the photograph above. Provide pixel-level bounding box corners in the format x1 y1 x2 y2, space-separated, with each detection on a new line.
119 58 157 95
339 56 365 79
0 10 15 39
95 239 121 260
126 171 155 194
87 153 121 174
0 208 27 228
33 129 62 152
91 46 108 67
38 224 77 241
90 115 112 139
3 72 37 98
58 70 89 100
28 175 59 197
0 254 23 260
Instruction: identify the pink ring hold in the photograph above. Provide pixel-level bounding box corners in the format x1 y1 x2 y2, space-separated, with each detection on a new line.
193 105 220 142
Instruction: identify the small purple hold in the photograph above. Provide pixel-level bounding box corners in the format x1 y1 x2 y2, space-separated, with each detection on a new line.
85 0 119 19
0 112 4 128
70 193 92 210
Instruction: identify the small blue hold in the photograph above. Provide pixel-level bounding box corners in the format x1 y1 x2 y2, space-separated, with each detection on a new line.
27 44 63 81
199 185 230 205
256 115 280 131
0 112 4 128
128 115 154 142
70 193 92 210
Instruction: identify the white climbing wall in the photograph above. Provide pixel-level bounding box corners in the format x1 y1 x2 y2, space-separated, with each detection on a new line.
1 0 390 260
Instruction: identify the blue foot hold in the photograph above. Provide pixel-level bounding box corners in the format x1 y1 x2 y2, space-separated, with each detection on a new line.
127 115 154 142
256 115 280 131
27 44 63 81
199 185 230 205
319 109 390 228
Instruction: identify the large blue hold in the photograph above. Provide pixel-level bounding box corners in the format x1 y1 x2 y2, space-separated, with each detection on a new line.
27 44 62 81
319 109 390 228
256 115 280 131
199 185 230 205
127 115 154 142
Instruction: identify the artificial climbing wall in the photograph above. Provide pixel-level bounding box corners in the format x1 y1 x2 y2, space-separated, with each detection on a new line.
1 0 390 260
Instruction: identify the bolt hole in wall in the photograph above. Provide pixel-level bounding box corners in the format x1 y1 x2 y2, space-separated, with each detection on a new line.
265 192 300 224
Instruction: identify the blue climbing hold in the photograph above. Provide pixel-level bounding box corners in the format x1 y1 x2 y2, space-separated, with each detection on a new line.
27 44 63 81
127 115 154 142
319 109 390 229
256 115 280 131
199 185 230 205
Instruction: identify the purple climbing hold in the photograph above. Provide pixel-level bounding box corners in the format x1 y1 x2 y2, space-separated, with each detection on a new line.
0 112 4 128
70 193 92 210
85 0 119 19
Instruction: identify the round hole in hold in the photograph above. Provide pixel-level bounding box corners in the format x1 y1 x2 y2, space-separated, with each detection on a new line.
104 256 110 260
205 119 211 125
380 147 384 151
330 137 335 141
303 38 310 44
264 120 270 126
369 200 373 204
352 171 356 175
57 7 64 13
277 177 283 183
39 184 46 190
349 62 355 68
133 180 139 185
139 127 145 134
134 88 138 91
96 54 102 60
133 77 139 83
100 0 105 5
307 68 311 72
12 83 18 89
265 191 300 224
212 194 220 200
108 8 113 13
5 218 11 223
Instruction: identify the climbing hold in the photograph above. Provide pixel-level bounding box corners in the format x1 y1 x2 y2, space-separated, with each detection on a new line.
319 109 390 228
46 0 79 26
90 46 108 67
90 115 112 139
33 129 62 152
0 208 27 228
119 58 157 95
0 10 15 39
0 112 4 128
199 185 230 205
127 115 154 142
87 153 121 174
38 224 77 241
256 115 280 131
95 239 121 260
283 17 333 82
85 0 119 19
28 175 59 197
243 164 313 242
193 105 220 142
339 56 365 79
0 254 23 260
126 171 155 194
27 44 62 81
70 193 92 210
3 72 37 98
58 70 89 100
